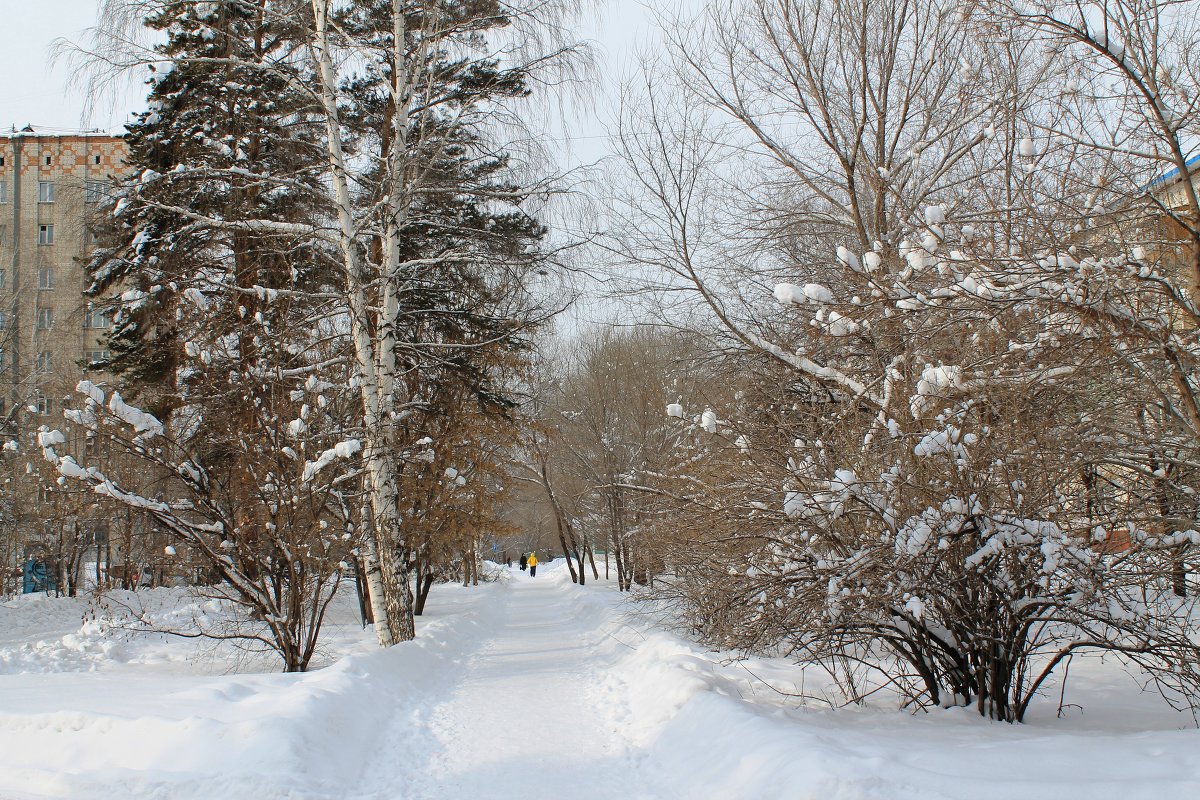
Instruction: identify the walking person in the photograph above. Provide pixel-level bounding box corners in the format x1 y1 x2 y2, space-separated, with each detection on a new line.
528 551 538 577
519 553 528 571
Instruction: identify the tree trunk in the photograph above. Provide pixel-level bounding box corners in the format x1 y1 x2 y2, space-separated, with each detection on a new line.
612 528 630 591
586 542 600 580
361 536 396 644
540 462 580 584
415 571 434 616
311 0 416 646
353 556 374 627
94 535 103 591
1173 547 1189 597
1153 465 1188 597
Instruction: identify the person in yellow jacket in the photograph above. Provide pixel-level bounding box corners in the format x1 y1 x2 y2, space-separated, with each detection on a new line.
527 552 539 577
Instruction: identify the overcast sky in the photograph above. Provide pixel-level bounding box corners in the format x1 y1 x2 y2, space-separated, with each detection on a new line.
0 1 689 149
0 1 120 132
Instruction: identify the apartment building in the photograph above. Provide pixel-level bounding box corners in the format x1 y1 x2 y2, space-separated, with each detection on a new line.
0 127 127 427
1148 154 1200 212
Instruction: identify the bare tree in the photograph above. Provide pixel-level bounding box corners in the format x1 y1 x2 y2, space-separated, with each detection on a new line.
520 328 711 589
42 374 358 672
607 0 1200 721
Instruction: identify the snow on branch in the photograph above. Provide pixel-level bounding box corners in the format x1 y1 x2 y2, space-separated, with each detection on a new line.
743 330 882 407
108 393 164 438
302 439 362 483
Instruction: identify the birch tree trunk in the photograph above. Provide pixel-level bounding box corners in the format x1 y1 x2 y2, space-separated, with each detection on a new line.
309 0 416 645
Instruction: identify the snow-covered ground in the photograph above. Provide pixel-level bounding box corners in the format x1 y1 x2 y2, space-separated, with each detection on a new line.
1 561 1199 799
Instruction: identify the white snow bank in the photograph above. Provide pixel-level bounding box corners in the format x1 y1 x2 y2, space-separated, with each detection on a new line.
585 587 1200 800
0 585 489 799
3 565 1199 799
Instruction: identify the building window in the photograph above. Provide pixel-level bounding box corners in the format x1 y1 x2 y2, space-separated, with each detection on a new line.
36 308 53 330
0 269 5 289
44 155 52 166
84 350 110 367
83 308 109 329
37 181 55 203
38 225 53 245
93 155 101 165
85 434 99 457
38 268 53 290
85 181 107 204
0 182 7 203
36 395 51 416
34 351 52 373
0 312 6 330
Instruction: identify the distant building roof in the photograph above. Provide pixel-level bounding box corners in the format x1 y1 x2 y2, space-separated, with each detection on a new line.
1 125 122 139
1145 152 1200 194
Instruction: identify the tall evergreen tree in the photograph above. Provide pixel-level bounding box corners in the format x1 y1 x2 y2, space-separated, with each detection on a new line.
75 0 357 670
79 0 574 648
89 0 325 397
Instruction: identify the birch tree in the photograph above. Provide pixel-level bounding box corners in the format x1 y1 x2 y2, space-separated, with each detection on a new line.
78 0 577 646
306 0 571 643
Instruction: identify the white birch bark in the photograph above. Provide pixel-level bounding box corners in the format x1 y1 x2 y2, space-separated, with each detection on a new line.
360 537 393 645
309 0 417 646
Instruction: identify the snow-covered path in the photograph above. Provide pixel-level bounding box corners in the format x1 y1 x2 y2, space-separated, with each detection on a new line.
359 568 656 799
4 563 1200 799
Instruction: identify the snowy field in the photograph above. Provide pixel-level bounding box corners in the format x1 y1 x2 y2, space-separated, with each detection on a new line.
1 561 1199 799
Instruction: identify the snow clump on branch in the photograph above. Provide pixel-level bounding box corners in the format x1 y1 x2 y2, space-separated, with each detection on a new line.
910 365 963 418
815 309 860 337
301 439 362 482
108 394 164 438
773 282 835 305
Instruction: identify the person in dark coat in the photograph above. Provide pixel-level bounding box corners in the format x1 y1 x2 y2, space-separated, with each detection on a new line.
520 553 528 571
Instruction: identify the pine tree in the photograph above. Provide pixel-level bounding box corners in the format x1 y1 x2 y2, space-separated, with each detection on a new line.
89 0 324 398
74 0 356 671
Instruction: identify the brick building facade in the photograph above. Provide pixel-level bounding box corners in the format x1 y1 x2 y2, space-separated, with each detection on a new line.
0 128 127 426
0 129 131 592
